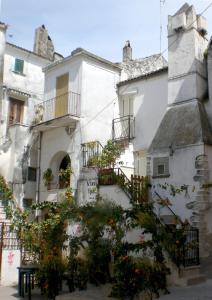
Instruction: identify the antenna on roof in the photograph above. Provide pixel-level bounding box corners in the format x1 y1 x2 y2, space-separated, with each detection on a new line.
160 0 166 53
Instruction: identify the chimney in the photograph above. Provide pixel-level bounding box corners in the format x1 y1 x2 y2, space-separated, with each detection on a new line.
167 4 208 105
123 40 132 62
33 25 54 61
0 22 7 84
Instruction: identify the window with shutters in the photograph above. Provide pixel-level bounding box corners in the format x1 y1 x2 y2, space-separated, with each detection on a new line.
14 58 24 75
153 157 170 178
8 98 24 126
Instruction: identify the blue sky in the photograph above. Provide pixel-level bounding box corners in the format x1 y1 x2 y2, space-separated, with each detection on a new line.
1 0 212 62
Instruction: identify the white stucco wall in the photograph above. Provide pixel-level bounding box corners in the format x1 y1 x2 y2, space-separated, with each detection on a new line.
118 71 168 153
4 44 48 96
44 57 82 101
1 249 21 286
168 12 207 105
39 55 120 203
80 59 120 145
0 44 49 207
150 144 204 222
203 145 212 234
39 124 81 202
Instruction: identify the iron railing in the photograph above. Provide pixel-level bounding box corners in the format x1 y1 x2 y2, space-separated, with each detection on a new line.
182 228 200 267
112 115 135 141
0 223 20 250
35 91 80 123
154 192 199 267
82 141 103 167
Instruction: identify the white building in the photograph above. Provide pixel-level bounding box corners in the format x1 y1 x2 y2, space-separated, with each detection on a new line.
0 23 62 285
148 3 212 278
32 48 121 205
1 1 212 286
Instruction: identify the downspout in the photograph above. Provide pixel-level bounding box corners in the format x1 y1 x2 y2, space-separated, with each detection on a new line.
0 23 7 136
35 131 42 205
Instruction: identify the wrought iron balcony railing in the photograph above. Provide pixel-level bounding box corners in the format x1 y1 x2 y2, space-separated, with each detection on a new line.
34 91 80 124
82 141 103 167
112 115 135 142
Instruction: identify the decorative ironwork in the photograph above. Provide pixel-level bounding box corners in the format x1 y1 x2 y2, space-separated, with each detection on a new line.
34 91 80 123
82 141 103 167
112 115 135 141
182 228 200 267
0 222 20 250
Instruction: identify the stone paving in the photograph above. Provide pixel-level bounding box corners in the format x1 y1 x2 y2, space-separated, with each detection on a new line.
0 280 212 300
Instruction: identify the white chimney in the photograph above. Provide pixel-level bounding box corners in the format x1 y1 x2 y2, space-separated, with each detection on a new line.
168 4 208 105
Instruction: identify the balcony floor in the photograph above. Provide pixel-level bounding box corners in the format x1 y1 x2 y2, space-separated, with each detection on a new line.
32 114 80 132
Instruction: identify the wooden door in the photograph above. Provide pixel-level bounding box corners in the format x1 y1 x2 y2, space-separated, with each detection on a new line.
8 98 24 126
55 73 69 118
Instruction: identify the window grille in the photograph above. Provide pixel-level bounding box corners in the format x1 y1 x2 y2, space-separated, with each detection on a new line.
153 157 169 177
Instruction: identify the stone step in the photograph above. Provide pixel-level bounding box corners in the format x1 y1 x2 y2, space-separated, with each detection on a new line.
179 266 206 286
179 266 200 278
187 275 206 286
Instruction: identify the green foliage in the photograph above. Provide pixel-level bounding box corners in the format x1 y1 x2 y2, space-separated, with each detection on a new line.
59 164 72 188
111 256 170 300
6 191 76 299
97 140 121 168
43 168 53 187
0 175 13 201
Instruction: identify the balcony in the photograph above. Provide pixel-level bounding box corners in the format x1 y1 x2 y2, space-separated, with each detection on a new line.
112 115 135 142
33 91 80 129
81 141 103 167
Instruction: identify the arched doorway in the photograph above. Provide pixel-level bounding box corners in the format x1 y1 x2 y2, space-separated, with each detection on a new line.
59 154 71 189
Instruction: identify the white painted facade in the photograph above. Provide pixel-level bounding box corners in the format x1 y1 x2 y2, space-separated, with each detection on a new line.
0 25 54 286
34 51 121 203
1 2 212 286
117 70 168 176
0 34 51 208
148 4 212 277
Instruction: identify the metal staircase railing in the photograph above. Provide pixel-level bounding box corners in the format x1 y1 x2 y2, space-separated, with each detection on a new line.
82 141 103 167
154 191 200 267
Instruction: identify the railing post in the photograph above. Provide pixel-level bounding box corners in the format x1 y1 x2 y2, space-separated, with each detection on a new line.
128 116 130 142
0 222 4 272
112 119 115 141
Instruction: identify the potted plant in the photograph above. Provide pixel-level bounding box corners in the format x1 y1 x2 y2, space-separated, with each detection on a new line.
59 164 72 189
43 168 53 189
97 140 121 185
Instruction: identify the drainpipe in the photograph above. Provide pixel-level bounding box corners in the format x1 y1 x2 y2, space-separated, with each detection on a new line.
0 23 7 136
35 131 42 205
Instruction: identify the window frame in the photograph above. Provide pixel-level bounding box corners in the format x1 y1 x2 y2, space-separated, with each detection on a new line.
8 97 25 126
13 58 24 75
27 167 37 182
153 157 170 178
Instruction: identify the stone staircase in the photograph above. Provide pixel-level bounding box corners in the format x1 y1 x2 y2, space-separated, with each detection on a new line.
167 260 206 287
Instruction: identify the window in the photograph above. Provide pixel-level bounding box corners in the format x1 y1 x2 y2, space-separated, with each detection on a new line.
27 167 37 182
14 58 24 74
157 164 165 175
120 95 134 117
153 157 169 178
8 98 24 126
